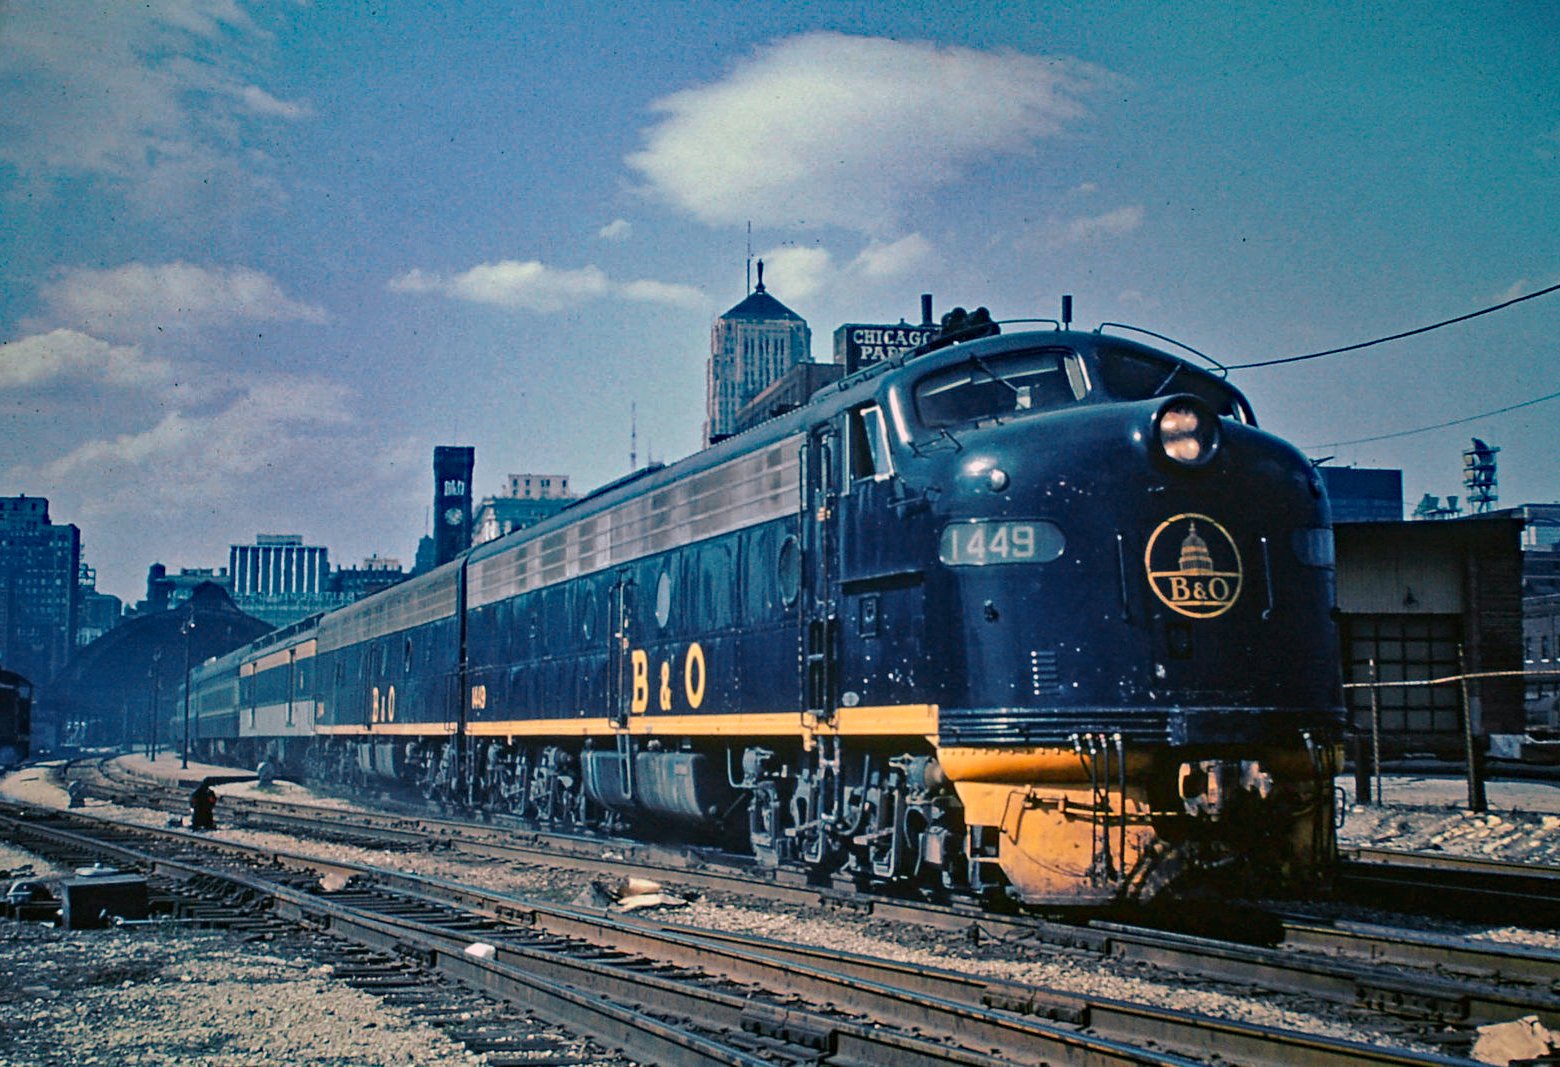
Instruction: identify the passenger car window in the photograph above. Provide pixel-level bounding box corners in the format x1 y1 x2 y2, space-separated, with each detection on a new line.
914 350 1085 429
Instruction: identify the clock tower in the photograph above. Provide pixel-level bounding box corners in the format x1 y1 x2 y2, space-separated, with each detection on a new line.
433 445 475 567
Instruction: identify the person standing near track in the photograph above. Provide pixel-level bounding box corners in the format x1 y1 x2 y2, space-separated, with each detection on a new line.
189 778 217 830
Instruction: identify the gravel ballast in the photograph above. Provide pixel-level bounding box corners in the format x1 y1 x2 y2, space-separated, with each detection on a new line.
0 923 487 1067
8 757 1559 1062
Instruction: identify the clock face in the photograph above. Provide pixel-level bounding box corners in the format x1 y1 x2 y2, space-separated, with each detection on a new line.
444 506 464 526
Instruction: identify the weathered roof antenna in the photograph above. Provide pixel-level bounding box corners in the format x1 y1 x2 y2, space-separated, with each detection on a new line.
745 221 752 294
630 402 638 471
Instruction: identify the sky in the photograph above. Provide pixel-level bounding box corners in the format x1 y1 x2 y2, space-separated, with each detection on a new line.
1 1 1556 604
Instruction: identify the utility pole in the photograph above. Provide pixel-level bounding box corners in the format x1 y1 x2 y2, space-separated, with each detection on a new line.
180 608 196 770
148 648 163 761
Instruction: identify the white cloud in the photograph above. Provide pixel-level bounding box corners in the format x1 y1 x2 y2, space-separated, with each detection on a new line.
39 262 327 338
35 374 354 488
392 260 706 313
0 1 300 212
1117 289 1160 310
389 261 610 313
756 248 835 301
239 85 313 120
1491 277 1560 305
8 369 426 601
850 234 935 278
385 269 440 295
0 356 435 600
628 33 1108 235
450 261 609 311
622 279 708 310
0 329 173 389
598 219 633 241
749 234 934 303
1053 205 1145 246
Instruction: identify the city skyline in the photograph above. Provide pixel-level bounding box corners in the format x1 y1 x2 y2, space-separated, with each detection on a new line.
2 2 1556 602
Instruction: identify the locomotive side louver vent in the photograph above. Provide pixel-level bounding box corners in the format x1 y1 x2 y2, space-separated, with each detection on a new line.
1030 649 1060 695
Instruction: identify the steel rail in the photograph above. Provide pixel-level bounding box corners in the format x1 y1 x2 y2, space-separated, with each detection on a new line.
0 805 1182 1067
59 760 1560 1028
1275 917 1560 988
202 789 1560 1028
0 803 1482 1066
1340 848 1560 927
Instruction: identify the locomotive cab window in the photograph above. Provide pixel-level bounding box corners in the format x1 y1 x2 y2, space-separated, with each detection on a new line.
914 349 1086 429
1094 345 1254 423
845 403 894 483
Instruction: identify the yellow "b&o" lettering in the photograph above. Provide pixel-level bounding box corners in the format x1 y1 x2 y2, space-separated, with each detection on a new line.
684 642 706 709
631 650 649 713
625 644 707 712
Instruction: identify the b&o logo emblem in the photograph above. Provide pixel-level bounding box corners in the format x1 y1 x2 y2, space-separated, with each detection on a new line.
1143 513 1242 619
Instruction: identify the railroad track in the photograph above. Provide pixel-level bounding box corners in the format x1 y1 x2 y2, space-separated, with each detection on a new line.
1340 845 1560 927
67 757 1560 930
0 801 1483 1066
53 760 1560 1036
0 804 627 1066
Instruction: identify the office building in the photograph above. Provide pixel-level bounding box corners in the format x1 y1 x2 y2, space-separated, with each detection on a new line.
473 472 576 545
0 495 81 684
705 261 811 443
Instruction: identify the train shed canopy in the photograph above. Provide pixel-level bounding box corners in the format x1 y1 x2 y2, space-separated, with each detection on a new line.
43 582 272 752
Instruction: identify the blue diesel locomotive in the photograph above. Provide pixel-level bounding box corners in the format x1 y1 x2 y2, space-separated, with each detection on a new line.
187 316 1346 905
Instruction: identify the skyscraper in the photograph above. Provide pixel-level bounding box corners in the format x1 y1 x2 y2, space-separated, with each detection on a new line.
705 261 811 443
0 495 81 684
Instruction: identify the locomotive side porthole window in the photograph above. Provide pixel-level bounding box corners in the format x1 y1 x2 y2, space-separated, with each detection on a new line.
655 569 673 629
778 535 802 605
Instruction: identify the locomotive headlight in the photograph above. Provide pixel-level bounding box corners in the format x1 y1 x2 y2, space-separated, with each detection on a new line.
1154 397 1220 467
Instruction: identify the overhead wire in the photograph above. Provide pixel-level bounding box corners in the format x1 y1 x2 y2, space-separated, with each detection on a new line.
1221 279 1560 450
1227 281 1560 370
1300 386 1560 449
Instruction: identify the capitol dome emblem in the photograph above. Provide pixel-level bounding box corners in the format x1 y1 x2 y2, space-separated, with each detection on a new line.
1143 513 1243 619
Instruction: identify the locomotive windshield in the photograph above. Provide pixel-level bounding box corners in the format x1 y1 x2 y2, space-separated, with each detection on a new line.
914 349 1087 429
1094 344 1253 423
